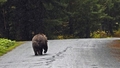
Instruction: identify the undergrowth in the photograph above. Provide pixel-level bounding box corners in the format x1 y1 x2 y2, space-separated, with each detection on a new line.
0 38 24 56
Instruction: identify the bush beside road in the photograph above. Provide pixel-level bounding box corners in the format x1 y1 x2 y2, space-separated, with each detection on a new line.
0 38 24 56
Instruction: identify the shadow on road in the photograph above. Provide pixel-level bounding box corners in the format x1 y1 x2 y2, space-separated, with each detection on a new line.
30 53 51 57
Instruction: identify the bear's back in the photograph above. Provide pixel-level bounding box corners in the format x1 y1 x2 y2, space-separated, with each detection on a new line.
32 34 47 44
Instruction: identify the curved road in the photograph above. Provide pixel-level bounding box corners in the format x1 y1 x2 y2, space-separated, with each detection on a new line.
0 38 120 68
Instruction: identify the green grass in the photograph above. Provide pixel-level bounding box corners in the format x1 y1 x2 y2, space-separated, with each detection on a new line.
6 42 24 52
0 38 25 56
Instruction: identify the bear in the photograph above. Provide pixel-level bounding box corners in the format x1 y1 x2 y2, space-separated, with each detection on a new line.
32 33 48 55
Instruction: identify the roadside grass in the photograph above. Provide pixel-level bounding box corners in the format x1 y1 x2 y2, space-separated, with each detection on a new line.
0 39 25 56
6 41 25 52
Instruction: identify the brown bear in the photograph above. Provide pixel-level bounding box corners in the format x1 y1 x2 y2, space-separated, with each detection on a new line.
32 33 48 55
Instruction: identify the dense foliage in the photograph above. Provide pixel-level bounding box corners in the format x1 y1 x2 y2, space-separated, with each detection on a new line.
0 38 15 55
0 0 120 40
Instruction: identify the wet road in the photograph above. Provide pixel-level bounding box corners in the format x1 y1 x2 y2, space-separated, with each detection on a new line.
0 38 120 68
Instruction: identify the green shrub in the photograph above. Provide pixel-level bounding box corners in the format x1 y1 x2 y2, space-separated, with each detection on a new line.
114 29 120 37
0 38 15 47
0 46 6 54
57 35 75 39
91 31 108 38
0 38 16 55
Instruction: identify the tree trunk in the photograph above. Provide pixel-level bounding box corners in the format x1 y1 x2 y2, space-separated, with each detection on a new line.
109 23 114 36
68 17 74 35
85 22 90 38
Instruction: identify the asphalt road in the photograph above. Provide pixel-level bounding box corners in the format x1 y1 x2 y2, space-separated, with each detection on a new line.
0 38 120 68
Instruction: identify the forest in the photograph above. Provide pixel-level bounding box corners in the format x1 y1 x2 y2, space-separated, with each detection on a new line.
0 0 120 40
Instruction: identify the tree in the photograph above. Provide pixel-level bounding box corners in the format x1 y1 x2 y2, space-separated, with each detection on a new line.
0 0 120 40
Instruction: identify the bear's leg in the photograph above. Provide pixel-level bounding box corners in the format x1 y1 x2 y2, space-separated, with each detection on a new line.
32 42 39 56
40 48 43 55
38 48 43 55
43 44 48 53
44 48 47 53
35 52 38 56
34 49 38 55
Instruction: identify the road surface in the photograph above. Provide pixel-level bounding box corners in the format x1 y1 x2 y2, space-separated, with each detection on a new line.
0 38 120 68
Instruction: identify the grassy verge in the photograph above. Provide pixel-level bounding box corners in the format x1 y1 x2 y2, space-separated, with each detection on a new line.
6 41 25 52
0 40 25 56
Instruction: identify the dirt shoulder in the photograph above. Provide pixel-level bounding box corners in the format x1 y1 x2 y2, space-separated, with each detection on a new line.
109 40 120 49
108 40 120 61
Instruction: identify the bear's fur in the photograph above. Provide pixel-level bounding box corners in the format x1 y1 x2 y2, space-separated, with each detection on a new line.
32 34 48 55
